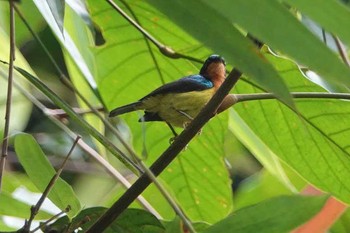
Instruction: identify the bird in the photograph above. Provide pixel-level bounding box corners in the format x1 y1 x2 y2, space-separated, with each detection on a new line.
109 54 226 136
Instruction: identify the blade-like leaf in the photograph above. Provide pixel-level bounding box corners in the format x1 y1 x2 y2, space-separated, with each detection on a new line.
14 133 81 218
203 195 328 233
47 0 65 35
147 0 294 108
203 0 350 88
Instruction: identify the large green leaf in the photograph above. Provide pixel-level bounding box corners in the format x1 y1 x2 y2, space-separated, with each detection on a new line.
203 195 327 233
204 0 350 88
87 0 233 223
232 48 350 204
14 133 81 218
147 0 294 107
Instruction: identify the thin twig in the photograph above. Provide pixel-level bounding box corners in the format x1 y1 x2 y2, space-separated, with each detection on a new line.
0 0 15 192
24 136 81 232
332 34 350 67
235 92 350 103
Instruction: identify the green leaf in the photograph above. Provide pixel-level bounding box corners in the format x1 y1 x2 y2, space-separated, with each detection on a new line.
233 49 350 204
147 0 294 108
0 192 52 219
203 0 350 88
281 0 350 47
47 0 65 35
87 0 233 223
14 133 81 218
203 195 327 233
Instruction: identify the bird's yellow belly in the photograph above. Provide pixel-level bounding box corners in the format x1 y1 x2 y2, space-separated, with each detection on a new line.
142 89 215 127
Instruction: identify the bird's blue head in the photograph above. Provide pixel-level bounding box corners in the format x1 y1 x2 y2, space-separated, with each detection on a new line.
200 54 226 76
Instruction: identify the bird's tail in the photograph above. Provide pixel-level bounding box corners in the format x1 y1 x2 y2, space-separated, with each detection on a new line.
109 101 143 117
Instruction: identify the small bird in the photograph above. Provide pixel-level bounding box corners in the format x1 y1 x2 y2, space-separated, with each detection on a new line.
109 55 226 136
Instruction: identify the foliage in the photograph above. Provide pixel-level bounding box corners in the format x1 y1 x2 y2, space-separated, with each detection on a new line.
0 0 350 232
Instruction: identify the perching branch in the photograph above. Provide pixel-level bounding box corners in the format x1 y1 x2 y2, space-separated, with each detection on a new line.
0 0 16 192
86 62 246 233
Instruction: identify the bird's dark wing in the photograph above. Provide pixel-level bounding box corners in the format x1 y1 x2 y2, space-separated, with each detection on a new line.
140 75 213 101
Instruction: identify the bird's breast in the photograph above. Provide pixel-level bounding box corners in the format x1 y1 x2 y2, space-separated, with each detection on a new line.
141 88 215 127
